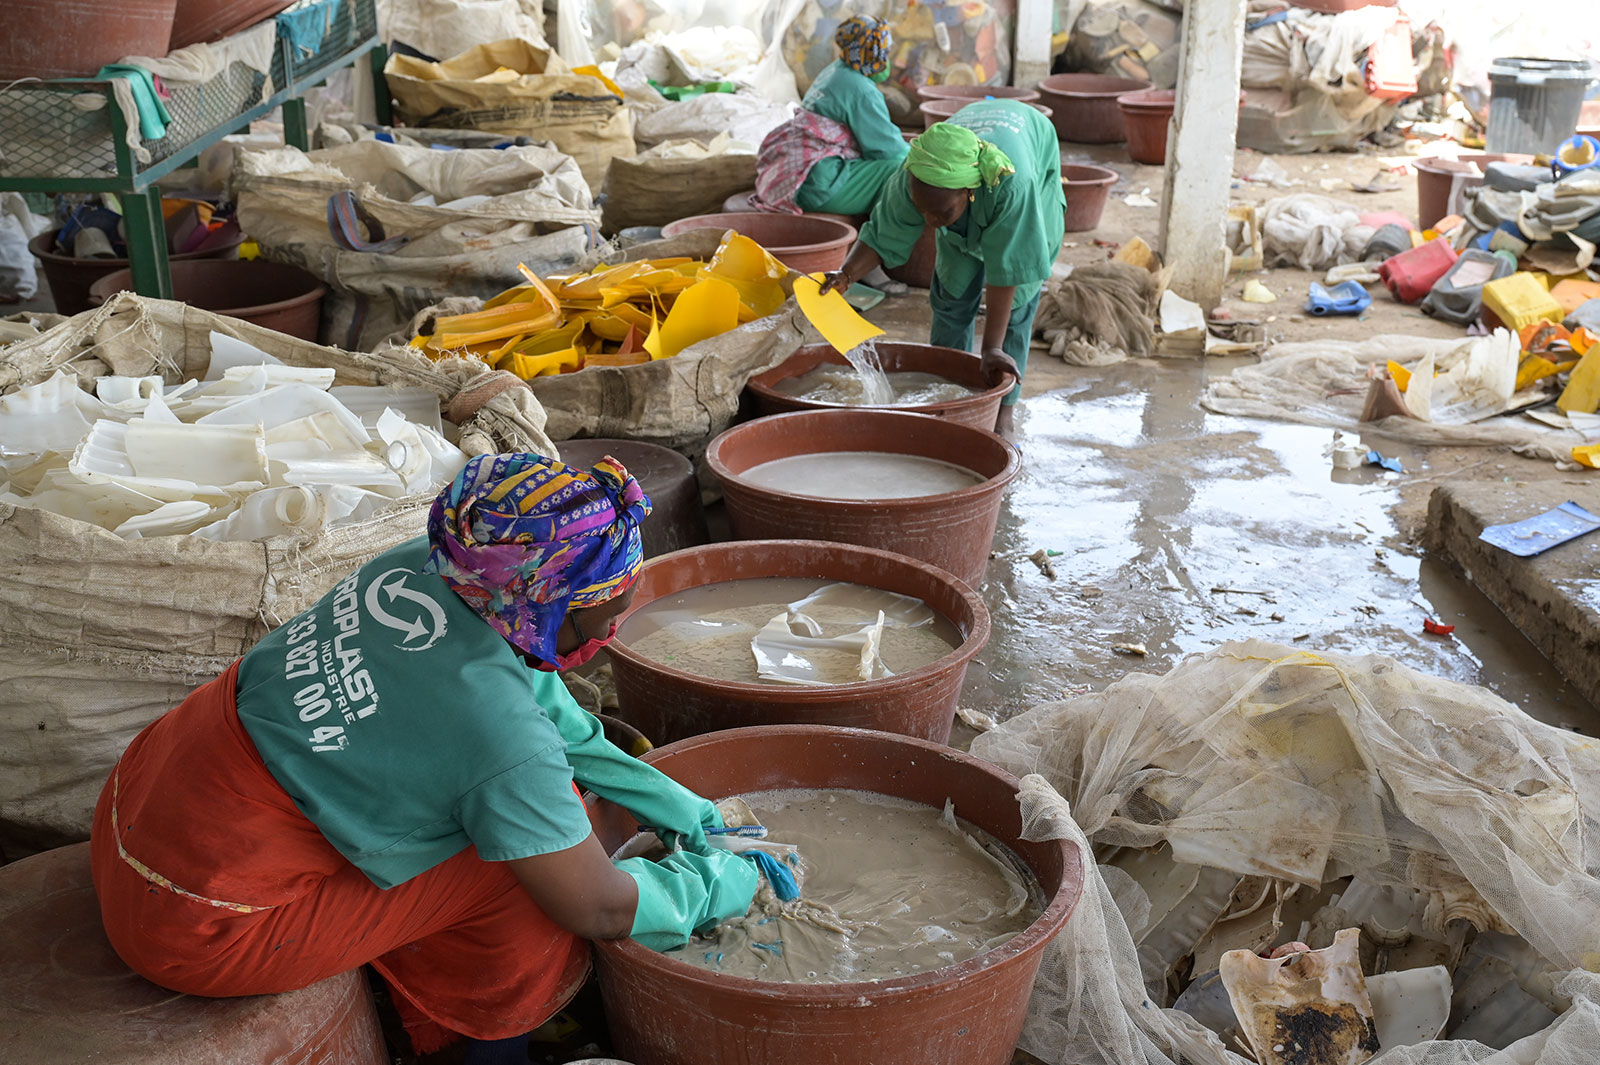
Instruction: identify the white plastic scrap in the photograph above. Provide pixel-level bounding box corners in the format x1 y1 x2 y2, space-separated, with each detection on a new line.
0 333 466 541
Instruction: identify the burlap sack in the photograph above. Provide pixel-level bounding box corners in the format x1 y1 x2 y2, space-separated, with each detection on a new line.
600 139 757 234
384 39 635 192
399 229 805 468
234 140 597 350
0 294 558 856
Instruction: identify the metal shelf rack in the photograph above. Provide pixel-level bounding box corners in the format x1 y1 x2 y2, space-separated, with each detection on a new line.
0 0 391 299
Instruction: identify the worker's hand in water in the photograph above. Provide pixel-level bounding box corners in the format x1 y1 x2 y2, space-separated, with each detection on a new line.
618 848 762 951
818 270 854 296
980 347 1020 389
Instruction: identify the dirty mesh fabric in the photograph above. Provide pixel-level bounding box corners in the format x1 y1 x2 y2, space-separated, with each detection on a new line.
980 641 1600 1065
1202 333 1586 459
1033 261 1162 367
0 294 558 855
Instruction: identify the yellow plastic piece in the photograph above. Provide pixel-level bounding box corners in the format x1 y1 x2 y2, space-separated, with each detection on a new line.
793 274 885 355
506 347 582 379
1573 328 1595 357
512 321 584 356
645 277 740 360
1387 360 1412 392
1482 273 1565 332
1572 444 1600 469
1558 346 1600 414
1515 355 1558 392
570 64 624 98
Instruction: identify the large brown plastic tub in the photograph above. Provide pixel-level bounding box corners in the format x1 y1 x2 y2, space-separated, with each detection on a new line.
589 724 1086 1065
1036 73 1152 143
919 98 1054 129
1062 163 1120 231
1414 152 1536 230
915 84 1041 105
707 409 1020 587
660 213 856 274
745 341 1013 430
606 540 989 744
89 260 327 342
30 228 245 316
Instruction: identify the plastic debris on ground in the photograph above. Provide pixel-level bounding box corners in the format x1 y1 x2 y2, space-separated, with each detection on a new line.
409 232 789 378
0 332 468 541
971 640 1600 1065
1305 281 1371 316
1478 501 1600 557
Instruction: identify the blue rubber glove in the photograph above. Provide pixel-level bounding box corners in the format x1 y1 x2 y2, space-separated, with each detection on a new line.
541 685 721 853
619 849 760 951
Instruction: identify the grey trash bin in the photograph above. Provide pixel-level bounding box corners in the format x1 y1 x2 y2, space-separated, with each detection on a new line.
1486 57 1596 155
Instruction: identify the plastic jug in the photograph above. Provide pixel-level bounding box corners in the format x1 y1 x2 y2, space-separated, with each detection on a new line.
1481 272 1565 331
1377 239 1459 304
1420 249 1515 325
1361 223 1413 263
1305 281 1373 316
191 486 323 542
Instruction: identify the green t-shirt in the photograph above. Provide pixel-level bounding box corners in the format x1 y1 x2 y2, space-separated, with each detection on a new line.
236 537 591 889
860 98 1065 294
804 59 910 162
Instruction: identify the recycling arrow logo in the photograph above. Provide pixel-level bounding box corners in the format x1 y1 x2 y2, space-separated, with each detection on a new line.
363 568 448 652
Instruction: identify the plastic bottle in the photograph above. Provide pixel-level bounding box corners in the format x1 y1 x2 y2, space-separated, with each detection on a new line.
1361 223 1412 262
1420 249 1514 325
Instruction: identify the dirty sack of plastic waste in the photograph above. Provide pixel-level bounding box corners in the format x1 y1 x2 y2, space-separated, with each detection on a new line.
1203 332 1589 460
0 293 560 855
234 139 597 350
600 135 757 233
400 228 804 458
972 640 1600 1065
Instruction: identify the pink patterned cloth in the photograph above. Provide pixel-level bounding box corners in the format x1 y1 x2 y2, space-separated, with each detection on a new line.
749 109 861 215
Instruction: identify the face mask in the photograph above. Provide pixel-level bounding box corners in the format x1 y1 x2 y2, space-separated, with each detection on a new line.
871 67 891 83
536 617 619 672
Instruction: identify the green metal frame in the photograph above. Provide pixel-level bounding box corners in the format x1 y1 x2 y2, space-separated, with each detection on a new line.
0 39 392 299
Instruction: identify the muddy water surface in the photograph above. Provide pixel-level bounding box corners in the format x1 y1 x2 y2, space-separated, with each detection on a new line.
741 452 984 500
678 789 1042 983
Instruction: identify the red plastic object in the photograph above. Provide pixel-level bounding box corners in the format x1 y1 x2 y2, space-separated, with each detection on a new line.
1423 619 1455 636
588 725 1086 1065
606 540 990 744
916 84 1040 105
0 0 176 80
0 843 388 1065
1062 163 1120 232
660 213 856 274
88 260 327 342
1364 15 1418 101
1036 73 1153 144
918 98 1054 130
746 341 1013 431
170 0 295 49
708 408 1021 588
1378 239 1459 304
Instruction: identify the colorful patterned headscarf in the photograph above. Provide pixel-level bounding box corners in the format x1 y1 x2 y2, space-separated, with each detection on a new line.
424 453 651 663
835 15 891 78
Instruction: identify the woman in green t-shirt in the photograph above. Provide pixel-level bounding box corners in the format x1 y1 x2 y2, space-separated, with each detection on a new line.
822 99 1066 438
91 454 763 1065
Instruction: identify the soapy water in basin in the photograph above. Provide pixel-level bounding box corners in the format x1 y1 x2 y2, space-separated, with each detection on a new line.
739 452 984 500
773 366 977 408
617 578 959 685
671 788 1043 983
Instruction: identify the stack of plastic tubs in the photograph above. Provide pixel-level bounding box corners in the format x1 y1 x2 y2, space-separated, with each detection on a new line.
1486 58 1597 155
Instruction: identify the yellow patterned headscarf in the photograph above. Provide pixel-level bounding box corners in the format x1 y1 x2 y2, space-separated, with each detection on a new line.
836 16 891 78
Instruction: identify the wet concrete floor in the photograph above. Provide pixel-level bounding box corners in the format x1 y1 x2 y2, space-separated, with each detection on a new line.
949 352 1598 736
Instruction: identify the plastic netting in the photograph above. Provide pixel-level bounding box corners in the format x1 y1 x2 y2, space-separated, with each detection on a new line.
979 641 1600 1065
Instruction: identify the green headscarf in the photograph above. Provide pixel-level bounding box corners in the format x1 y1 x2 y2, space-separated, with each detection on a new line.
905 123 1015 190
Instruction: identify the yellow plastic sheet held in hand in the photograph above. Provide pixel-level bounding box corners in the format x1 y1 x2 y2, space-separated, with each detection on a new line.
644 277 740 360
794 274 884 355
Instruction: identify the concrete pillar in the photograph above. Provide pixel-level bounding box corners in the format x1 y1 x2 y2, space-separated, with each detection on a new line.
1013 0 1054 88
1158 0 1247 309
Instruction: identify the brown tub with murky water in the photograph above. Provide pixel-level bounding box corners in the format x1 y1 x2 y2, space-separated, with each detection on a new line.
588 724 1086 1065
707 408 1020 588
605 539 988 744
744 341 1013 430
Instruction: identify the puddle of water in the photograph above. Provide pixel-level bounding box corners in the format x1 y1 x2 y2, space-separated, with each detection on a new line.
963 359 1599 733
